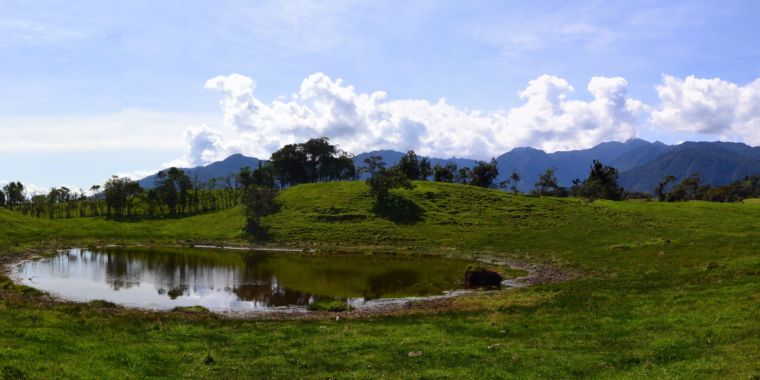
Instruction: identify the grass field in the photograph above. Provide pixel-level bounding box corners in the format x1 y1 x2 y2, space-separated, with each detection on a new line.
1 181 759 378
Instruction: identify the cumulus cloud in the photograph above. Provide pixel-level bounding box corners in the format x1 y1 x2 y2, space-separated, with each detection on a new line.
650 75 760 145
195 72 645 160
181 125 228 166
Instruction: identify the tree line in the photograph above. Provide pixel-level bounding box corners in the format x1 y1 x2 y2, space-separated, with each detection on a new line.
4 137 759 227
0 170 241 219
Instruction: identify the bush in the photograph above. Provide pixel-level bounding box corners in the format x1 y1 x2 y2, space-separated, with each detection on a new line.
306 300 353 312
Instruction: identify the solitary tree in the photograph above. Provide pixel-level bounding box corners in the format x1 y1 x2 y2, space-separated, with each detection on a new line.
241 185 278 234
509 171 522 193
534 168 560 196
367 168 413 201
471 159 499 188
576 160 623 200
2 181 25 209
362 156 386 178
655 175 677 201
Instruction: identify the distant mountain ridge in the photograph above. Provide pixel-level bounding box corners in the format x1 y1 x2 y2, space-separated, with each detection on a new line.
138 140 760 193
138 154 262 189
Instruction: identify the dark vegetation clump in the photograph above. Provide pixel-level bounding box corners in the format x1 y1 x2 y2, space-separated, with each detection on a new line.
366 167 423 223
1 366 27 380
87 300 119 308
204 350 215 365
571 160 624 200
464 266 503 288
306 300 354 312
172 305 210 314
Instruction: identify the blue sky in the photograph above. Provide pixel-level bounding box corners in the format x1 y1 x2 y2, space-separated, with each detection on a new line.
1 0 760 189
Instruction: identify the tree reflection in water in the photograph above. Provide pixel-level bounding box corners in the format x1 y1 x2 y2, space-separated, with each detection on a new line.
17 248 475 310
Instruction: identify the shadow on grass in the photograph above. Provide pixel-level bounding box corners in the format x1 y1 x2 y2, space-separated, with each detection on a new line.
244 223 273 242
372 194 424 224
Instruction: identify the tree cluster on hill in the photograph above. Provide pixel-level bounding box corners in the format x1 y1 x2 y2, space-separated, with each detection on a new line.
270 137 356 187
369 150 502 189
653 173 760 202
570 160 624 200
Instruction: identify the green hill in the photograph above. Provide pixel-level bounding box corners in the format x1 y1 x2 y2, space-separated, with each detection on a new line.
1 181 760 378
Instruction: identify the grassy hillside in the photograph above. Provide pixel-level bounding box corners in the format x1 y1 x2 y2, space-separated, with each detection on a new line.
1 181 760 378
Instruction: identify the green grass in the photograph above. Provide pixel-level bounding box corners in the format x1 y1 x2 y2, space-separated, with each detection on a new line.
1 181 760 378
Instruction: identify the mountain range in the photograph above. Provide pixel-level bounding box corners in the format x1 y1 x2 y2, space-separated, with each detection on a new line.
139 139 760 193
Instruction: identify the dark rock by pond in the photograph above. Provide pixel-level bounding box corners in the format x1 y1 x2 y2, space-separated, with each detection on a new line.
464 266 502 288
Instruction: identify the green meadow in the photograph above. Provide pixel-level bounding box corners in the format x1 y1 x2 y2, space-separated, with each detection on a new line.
1 181 759 379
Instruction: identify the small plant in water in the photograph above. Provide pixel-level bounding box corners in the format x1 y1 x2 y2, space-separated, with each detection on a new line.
172 305 210 313
88 300 119 308
306 300 354 312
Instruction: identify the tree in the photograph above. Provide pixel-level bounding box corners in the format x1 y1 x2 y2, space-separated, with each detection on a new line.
362 156 386 178
239 163 276 188
433 163 457 183
367 168 413 201
167 167 191 214
655 175 677 201
3 181 25 209
30 194 46 218
395 150 431 180
418 157 432 180
666 174 704 202
456 167 473 184
534 168 560 196
271 143 308 186
124 181 143 216
327 151 357 181
89 185 102 216
0 189 5 207
509 171 521 194
471 159 499 188
303 137 337 181
241 185 278 234
396 150 420 180
104 176 141 217
155 171 178 215
575 160 624 200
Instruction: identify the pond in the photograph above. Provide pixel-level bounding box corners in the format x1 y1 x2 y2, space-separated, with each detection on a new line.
12 247 482 312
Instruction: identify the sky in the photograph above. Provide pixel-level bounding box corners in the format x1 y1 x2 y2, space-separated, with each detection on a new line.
1 0 760 190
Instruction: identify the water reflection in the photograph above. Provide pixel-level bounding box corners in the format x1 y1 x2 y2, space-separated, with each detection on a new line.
15 248 473 311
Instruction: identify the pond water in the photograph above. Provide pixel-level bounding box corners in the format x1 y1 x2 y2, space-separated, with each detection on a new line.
13 248 479 312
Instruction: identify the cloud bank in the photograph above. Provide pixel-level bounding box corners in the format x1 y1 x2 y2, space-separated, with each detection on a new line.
176 72 760 166
651 75 760 145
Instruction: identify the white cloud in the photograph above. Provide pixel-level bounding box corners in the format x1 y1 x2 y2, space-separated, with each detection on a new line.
0 108 217 153
197 72 645 160
650 75 760 145
180 125 228 167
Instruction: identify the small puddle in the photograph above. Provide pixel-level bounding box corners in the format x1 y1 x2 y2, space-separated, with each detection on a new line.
12 247 485 312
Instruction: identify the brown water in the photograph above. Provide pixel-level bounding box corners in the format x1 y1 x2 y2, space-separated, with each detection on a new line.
13 247 476 312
